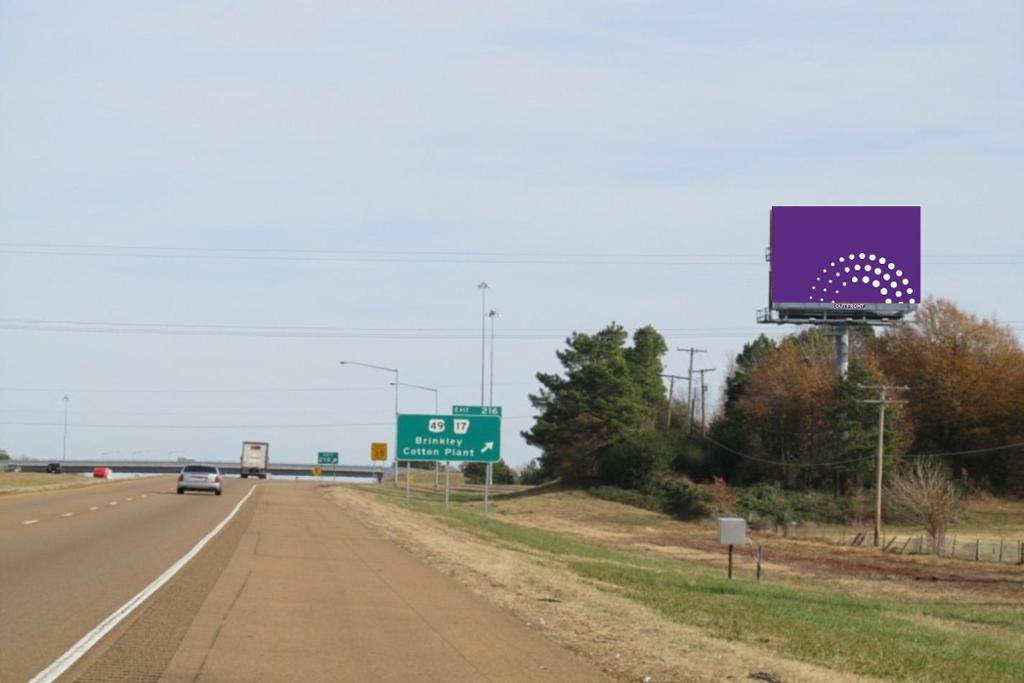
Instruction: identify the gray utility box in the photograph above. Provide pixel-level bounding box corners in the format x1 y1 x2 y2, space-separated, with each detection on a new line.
717 517 747 545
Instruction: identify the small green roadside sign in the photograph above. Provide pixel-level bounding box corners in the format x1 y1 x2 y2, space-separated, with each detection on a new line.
318 452 339 465
397 414 500 462
452 405 502 417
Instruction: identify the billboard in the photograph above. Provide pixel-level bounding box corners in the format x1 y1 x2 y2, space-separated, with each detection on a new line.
770 206 920 319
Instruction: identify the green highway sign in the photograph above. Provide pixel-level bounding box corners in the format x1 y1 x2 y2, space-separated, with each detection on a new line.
452 405 502 417
317 452 339 465
397 414 500 463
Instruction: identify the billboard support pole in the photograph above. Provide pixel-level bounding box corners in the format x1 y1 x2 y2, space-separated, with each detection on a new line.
834 324 850 380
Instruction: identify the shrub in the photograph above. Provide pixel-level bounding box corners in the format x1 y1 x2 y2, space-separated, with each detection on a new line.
706 476 736 516
655 475 711 520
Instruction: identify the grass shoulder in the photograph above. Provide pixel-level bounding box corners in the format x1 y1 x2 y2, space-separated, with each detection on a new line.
345 482 1024 682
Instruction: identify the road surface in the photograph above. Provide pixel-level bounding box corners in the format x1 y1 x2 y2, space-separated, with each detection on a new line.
1 480 607 682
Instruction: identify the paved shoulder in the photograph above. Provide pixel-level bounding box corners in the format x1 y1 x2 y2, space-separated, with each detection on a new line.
162 482 609 682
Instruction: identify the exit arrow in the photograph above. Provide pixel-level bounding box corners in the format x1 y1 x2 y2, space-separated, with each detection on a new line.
481 442 494 453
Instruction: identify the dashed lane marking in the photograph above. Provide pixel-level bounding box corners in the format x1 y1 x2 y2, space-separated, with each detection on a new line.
109 502 118 506
23 520 39 525
62 513 74 518
29 485 259 683
89 506 99 511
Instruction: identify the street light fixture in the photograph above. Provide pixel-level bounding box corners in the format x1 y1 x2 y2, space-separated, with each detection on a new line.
340 360 400 485
391 381 440 489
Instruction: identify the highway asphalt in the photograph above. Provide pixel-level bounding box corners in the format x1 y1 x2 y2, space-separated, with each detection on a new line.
0 475 257 682
2 480 607 682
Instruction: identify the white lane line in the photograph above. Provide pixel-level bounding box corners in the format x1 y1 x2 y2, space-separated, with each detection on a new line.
126 497 134 501
109 501 118 506
61 513 74 518
23 519 39 525
141 494 148 498
30 484 258 683
89 506 99 511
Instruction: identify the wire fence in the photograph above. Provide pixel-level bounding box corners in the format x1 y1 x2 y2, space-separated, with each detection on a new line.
832 528 1024 564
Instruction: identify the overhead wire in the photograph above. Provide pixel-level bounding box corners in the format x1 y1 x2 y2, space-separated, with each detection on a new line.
0 242 1020 265
694 431 1024 469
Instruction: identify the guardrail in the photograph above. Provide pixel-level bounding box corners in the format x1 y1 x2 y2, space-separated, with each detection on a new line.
7 460 385 480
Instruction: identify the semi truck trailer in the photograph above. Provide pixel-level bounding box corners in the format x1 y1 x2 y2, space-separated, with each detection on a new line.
240 441 269 479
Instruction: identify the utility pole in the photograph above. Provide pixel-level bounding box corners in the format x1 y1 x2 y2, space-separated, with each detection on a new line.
695 368 716 434
859 384 909 547
676 347 707 431
660 374 688 428
62 395 69 461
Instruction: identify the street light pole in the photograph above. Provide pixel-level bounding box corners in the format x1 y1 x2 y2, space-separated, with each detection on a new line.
340 360 400 486
488 310 497 407
486 309 498 510
62 395 69 461
478 282 488 406
390 382 440 491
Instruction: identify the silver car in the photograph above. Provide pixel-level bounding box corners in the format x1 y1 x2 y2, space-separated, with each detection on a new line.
177 464 223 496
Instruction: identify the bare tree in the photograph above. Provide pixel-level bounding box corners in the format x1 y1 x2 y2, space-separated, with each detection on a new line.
888 459 964 552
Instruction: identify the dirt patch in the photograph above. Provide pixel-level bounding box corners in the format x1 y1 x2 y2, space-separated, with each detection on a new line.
324 485 874 683
490 490 1024 605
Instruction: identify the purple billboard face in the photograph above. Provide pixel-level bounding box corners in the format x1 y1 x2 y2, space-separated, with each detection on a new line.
771 206 921 310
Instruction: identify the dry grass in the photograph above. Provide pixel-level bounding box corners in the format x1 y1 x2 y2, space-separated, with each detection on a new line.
324 484 873 683
0 472 106 495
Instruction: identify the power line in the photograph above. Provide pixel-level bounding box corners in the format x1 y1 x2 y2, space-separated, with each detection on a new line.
695 431 874 467
0 321 798 340
1 242 1020 265
695 432 1024 468
0 381 540 394
0 415 536 429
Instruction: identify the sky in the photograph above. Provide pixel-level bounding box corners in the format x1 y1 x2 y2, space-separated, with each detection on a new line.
1 1 1021 468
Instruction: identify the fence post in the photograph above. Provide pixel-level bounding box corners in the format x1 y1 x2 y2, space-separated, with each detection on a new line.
899 536 912 554
999 539 1004 563
951 536 957 560
975 540 980 562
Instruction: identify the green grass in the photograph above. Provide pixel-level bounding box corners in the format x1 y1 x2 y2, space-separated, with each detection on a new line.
569 560 1024 681
353 484 1024 681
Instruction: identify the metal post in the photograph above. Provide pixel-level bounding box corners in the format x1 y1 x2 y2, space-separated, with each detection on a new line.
486 307 496 517
728 544 734 579
835 324 850 380
444 462 450 511
756 545 763 583
405 462 410 506
478 282 488 406
484 464 490 517
434 390 439 489
62 395 69 461
394 368 399 487
488 309 497 406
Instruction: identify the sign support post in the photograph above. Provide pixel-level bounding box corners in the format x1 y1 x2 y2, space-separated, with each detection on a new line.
444 462 450 511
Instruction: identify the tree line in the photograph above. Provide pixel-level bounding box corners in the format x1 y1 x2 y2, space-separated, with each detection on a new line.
520 299 1024 499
